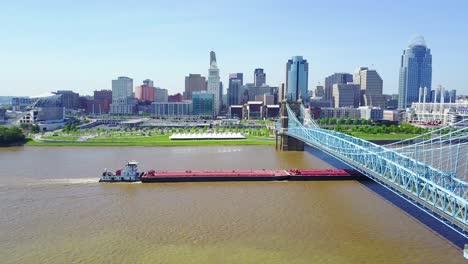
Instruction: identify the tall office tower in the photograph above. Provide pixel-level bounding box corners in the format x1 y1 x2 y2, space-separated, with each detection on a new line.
324 73 353 104
219 81 223 110
111 76 133 100
91 90 112 114
354 67 386 108
192 91 214 117
110 76 135 114
143 79 154 87
154 88 168 102
332 83 361 108
184 74 206 100
228 73 243 106
449 89 457 103
254 68 266 86
314 85 324 97
207 50 221 115
135 80 156 102
286 56 309 103
398 35 432 109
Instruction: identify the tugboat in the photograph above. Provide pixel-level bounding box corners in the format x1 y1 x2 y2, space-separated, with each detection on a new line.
99 161 142 182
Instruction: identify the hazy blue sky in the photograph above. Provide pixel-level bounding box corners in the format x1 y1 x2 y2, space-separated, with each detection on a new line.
1 0 467 96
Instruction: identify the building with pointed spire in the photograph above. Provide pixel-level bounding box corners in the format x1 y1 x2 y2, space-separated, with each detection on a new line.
398 35 432 109
207 51 221 115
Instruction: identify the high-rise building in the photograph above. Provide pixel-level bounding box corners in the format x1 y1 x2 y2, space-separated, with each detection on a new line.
398 35 432 109
314 85 324 97
87 89 112 114
354 67 386 108
207 51 221 115
228 73 243 106
430 86 456 103
154 88 168 102
254 68 266 86
110 76 135 114
192 91 214 117
286 56 309 103
135 82 155 102
332 83 360 108
324 73 353 104
111 77 133 100
143 79 154 87
184 74 206 100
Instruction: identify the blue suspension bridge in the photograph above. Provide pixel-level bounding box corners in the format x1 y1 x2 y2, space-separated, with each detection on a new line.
276 101 468 238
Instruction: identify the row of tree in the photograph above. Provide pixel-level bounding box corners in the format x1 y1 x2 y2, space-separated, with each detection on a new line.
0 126 25 145
317 118 373 126
329 123 429 135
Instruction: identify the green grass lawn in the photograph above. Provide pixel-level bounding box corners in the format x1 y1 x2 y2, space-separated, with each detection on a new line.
41 136 80 141
27 135 275 146
348 132 420 140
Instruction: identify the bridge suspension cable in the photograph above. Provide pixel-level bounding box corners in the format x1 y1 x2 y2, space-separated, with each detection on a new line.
279 103 468 230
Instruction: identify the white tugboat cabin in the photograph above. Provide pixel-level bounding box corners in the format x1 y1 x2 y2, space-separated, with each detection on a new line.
100 161 142 182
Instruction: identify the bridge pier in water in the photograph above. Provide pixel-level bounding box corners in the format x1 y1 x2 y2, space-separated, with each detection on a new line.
276 100 304 151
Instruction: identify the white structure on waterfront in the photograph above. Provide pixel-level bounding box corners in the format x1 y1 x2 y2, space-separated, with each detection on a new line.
170 132 246 140
407 101 468 125
207 51 221 116
110 76 136 114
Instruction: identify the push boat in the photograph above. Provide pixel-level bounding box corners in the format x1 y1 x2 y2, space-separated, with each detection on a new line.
99 161 363 183
99 161 143 182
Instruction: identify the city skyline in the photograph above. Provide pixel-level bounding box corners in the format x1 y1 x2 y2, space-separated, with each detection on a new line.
1 0 468 96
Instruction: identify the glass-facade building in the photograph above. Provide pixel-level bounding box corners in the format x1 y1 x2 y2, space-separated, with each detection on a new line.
398 36 432 109
192 91 214 117
286 56 309 103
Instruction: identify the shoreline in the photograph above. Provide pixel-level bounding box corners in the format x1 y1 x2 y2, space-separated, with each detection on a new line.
25 138 276 147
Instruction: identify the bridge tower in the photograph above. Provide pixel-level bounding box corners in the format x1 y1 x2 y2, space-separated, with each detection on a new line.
276 100 304 151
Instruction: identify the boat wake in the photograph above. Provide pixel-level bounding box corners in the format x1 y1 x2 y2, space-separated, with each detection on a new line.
31 178 101 186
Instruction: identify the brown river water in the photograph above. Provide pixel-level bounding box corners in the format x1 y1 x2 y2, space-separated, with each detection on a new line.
0 146 465 263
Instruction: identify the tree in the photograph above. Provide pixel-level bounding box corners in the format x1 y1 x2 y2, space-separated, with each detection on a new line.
31 124 40 133
353 118 359 126
345 118 351 126
0 126 25 145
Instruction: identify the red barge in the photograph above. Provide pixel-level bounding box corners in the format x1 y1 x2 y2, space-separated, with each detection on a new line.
140 168 361 182
100 161 363 183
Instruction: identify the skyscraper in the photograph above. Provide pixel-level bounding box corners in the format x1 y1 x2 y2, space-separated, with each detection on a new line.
398 35 432 109
228 73 243 106
111 76 133 100
184 74 206 100
110 76 135 114
324 73 353 105
354 67 386 108
314 85 324 97
286 56 309 103
207 51 221 115
332 83 360 108
135 80 155 102
254 68 266 86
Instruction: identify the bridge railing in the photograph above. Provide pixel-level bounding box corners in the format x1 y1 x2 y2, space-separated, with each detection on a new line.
281 104 468 227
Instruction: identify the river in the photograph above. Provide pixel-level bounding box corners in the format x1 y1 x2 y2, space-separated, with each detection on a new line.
0 146 464 263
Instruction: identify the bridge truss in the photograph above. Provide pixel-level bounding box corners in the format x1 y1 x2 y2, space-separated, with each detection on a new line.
277 104 468 233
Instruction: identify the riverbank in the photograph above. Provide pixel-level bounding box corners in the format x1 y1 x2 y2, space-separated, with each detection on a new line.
26 135 275 146
24 133 420 147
